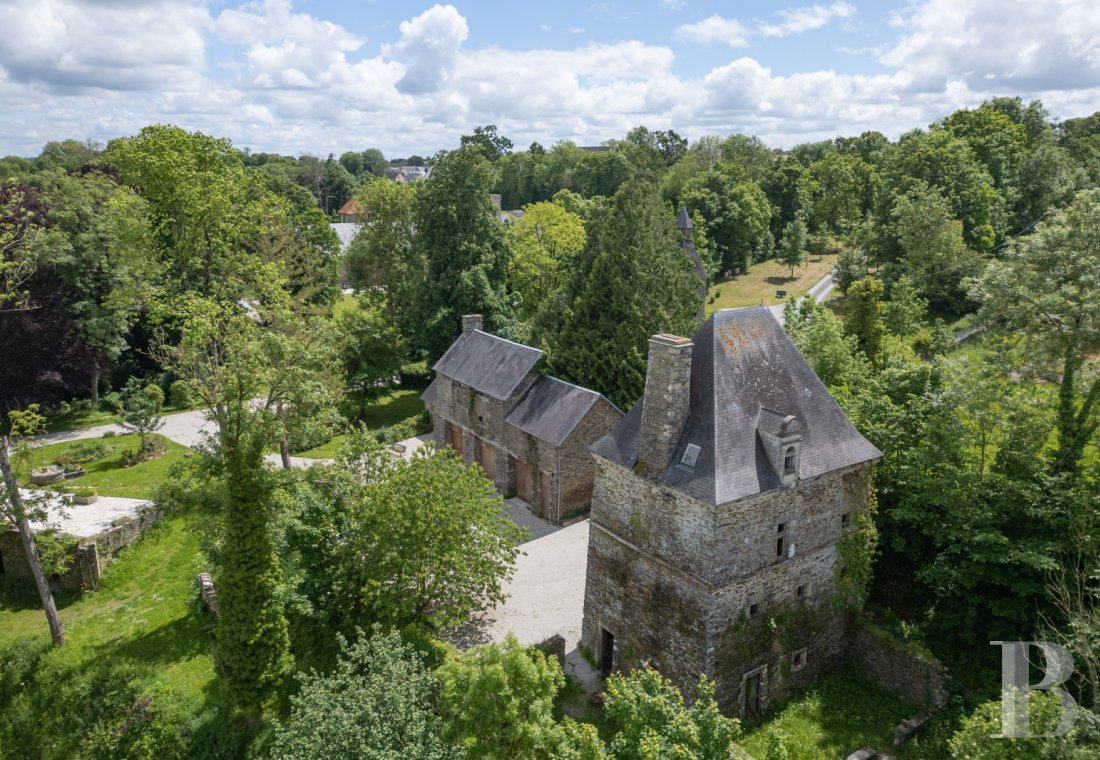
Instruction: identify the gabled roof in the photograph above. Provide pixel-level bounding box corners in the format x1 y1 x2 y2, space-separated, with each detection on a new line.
506 377 617 446
433 329 543 400
337 198 360 216
591 306 881 505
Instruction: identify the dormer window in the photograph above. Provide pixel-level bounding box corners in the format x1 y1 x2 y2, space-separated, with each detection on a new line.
783 447 796 475
756 407 802 487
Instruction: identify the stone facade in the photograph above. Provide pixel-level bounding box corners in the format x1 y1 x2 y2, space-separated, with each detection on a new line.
423 316 622 523
0 505 160 593
581 308 882 717
850 624 950 711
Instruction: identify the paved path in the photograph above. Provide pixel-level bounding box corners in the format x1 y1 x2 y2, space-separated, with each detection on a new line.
447 500 602 693
768 270 837 324
22 489 151 538
38 408 213 448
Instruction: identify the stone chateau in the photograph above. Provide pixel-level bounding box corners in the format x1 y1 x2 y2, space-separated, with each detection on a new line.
421 315 622 523
580 306 882 717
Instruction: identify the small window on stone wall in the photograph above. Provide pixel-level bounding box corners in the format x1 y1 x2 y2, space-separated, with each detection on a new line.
796 584 806 599
792 648 807 671
748 602 760 619
776 522 787 559
842 512 852 529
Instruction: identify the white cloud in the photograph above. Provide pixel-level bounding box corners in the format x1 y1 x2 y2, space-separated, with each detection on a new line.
1 0 1100 159
388 4 469 94
0 0 209 91
882 0 1100 92
759 2 856 38
675 15 749 47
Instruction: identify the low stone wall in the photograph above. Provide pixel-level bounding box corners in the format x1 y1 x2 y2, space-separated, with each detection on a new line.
0 506 161 593
849 623 949 711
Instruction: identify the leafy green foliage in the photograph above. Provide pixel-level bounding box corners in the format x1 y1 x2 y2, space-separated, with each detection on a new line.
844 276 886 365
603 667 740 759
777 214 808 278
415 146 514 360
948 690 1100 759
272 627 456 760
508 201 586 324
438 634 565 759
540 180 700 408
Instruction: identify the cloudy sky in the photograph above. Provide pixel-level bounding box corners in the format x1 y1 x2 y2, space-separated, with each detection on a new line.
1 0 1098 158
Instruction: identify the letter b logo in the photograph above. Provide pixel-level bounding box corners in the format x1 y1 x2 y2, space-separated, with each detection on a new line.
991 641 1078 738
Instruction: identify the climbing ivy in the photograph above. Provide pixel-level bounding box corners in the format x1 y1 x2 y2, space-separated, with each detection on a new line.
835 471 879 613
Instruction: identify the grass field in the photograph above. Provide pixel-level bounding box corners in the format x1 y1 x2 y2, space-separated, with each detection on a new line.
298 388 426 459
26 433 190 500
334 291 361 317
707 252 838 314
44 407 119 433
738 665 917 758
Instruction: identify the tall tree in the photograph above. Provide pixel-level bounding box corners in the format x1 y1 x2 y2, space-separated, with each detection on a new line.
0 407 65 646
777 214 808 278
415 147 514 360
844 276 886 366
972 189 1100 476
507 201 586 323
540 180 700 408
460 124 514 162
35 169 153 401
344 178 422 333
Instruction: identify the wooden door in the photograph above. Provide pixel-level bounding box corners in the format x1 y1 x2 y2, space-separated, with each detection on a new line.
513 458 532 503
450 425 463 457
600 628 615 676
479 439 496 477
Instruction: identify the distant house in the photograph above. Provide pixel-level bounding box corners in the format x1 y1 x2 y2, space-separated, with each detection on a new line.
385 165 429 183
421 315 623 523
336 198 361 223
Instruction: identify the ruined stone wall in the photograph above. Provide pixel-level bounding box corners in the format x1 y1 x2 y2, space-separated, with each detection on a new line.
0 506 160 593
850 624 949 711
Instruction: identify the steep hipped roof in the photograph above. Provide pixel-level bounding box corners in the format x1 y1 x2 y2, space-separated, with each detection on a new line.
591 306 881 504
433 329 543 400
329 222 360 251
506 377 617 446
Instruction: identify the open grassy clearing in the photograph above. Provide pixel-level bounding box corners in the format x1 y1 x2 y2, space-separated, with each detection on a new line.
738 665 917 759
25 433 190 500
707 251 838 314
333 291 361 317
297 388 426 458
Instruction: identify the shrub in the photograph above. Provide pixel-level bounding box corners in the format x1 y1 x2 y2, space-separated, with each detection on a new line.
61 398 97 416
72 487 97 498
67 440 113 463
144 384 165 413
100 392 123 414
168 380 193 410
102 431 116 439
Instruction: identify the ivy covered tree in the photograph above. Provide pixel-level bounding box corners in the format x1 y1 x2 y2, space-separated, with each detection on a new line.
507 201 586 324
540 180 701 408
415 146 514 360
844 276 886 366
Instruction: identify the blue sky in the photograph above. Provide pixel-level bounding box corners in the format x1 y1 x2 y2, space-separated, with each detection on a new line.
1 1 1098 158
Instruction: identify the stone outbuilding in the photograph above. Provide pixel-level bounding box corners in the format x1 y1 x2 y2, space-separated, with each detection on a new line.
421 315 623 524
581 306 882 717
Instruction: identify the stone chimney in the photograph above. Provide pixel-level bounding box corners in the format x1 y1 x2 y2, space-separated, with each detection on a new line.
637 334 694 478
462 314 484 336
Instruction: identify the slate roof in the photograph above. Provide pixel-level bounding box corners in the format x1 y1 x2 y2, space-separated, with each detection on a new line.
591 306 881 504
505 377 616 447
330 222 360 251
420 378 439 406
433 330 543 400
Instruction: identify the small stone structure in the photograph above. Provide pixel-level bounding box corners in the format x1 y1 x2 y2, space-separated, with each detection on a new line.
421 315 623 524
0 491 159 592
197 572 219 619
581 307 883 716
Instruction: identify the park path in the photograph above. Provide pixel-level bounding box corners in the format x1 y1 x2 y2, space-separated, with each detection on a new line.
768 270 837 324
37 407 215 448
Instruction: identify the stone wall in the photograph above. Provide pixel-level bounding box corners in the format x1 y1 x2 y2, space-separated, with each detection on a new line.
850 623 949 711
556 398 622 516
0 505 160 593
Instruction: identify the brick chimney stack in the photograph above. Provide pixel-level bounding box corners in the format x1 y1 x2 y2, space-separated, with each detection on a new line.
637 333 694 478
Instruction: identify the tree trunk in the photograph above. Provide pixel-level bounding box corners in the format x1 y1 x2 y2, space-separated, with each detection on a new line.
279 437 292 470
90 362 100 406
0 439 66 646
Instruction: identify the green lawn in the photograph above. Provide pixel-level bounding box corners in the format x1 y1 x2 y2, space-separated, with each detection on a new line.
44 407 119 433
298 388 426 459
0 515 245 756
708 252 838 314
26 433 191 500
333 291 361 317
738 666 917 759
